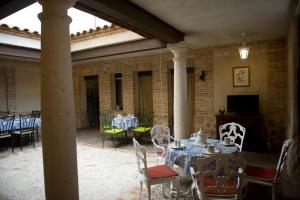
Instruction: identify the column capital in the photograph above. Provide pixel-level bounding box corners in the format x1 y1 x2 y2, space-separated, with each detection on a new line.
38 0 75 15
167 41 189 58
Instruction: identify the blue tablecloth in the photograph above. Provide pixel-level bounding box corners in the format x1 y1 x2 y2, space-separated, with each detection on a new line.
0 118 41 132
165 139 238 174
12 118 41 131
112 116 138 131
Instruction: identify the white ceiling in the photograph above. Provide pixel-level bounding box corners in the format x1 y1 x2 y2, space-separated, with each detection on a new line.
131 0 292 48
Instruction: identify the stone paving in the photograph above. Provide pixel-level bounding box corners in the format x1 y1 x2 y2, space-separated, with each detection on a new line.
0 128 299 200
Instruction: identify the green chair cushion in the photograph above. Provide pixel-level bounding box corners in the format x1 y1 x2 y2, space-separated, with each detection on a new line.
103 125 112 129
133 127 151 133
104 128 124 134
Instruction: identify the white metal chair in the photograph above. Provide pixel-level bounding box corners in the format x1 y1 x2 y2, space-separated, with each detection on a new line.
219 122 246 152
150 124 174 164
190 154 245 200
244 139 292 200
133 138 178 200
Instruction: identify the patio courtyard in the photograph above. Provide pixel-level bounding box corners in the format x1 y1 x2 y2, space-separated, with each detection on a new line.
0 128 299 200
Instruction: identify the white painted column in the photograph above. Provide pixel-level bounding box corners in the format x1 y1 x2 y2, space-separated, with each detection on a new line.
38 1 79 199
168 43 189 140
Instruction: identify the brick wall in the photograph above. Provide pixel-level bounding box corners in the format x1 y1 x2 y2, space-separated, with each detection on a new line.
191 48 215 136
267 39 287 151
73 39 288 149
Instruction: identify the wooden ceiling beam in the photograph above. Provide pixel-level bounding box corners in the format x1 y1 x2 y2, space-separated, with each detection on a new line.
72 38 166 62
0 43 40 60
0 0 37 20
75 0 184 43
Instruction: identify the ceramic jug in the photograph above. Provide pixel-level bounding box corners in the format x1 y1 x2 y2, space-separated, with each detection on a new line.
194 129 207 145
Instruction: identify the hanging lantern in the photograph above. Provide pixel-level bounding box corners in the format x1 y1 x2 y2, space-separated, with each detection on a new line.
239 33 249 61
239 46 249 60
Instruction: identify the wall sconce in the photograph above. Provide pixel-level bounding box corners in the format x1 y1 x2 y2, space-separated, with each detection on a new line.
239 33 249 61
199 70 206 81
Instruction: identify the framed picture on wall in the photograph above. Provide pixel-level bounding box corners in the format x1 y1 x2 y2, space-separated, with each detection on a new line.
233 66 250 87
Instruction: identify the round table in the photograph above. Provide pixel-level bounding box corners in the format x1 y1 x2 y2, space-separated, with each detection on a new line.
165 138 238 174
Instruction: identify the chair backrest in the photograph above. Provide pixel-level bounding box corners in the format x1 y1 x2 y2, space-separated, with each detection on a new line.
32 110 41 118
133 138 148 177
0 111 9 119
150 124 172 147
274 139 292 182
219 122 246 151
0 115 15 134
136 112 153 128
99 111 112 130
19 113 36 131
191 154 245 199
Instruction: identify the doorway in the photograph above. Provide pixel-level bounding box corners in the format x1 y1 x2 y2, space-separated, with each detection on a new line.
135 71 153 114
168 67 195 135
0 67 7 111
85 75 99 127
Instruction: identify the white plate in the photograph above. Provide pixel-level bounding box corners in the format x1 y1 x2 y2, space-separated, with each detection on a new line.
203 149 220 155
170 144 186 149
193 143 207 148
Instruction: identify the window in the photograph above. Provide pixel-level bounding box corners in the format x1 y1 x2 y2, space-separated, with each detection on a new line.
114 73 123 110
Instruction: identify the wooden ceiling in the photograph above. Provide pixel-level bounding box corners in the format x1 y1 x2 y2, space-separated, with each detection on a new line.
0 0 184 43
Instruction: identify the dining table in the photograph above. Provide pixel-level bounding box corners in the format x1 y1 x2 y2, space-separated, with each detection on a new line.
165 137 239 198
112 115 138 142
12 118 41 131
165 138 238 174
0 117 41 132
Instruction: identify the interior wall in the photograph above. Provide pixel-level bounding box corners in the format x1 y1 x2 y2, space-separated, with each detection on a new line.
0 59 40 114
213 43 269 114
15 63 40 113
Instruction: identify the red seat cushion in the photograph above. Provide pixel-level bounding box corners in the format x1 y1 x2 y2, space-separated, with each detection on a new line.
200 177 237 195
246 165 277 180
146 165 178 179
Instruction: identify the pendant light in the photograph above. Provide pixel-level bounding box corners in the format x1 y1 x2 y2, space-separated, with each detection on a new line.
239 33 249 61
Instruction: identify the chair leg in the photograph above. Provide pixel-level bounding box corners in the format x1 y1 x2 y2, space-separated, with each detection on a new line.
11 135 14 153
147 184 151 200
36 129 39 142
20 134 22 151
101 135 105 149
272 184 276 200
138 181 143 200
32 132 35 148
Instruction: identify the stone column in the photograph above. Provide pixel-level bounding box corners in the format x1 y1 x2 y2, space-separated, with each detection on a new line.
38 1 79 199
168 42 189 139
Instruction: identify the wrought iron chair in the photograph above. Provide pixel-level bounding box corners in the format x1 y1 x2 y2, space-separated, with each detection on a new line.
150 124 174 164
190 154 246 200
244 139 292 200
0 115 15 152
0 111 9 119
132 112 153 139
100 111 125 150
133 138 178 200
13 113 36 150
32 110 41 141
219 122 246 152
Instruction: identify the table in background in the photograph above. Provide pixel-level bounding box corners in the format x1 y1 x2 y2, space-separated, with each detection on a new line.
165 139 238 174
12 118 41 131
112 116 138 142
0 118 41 132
